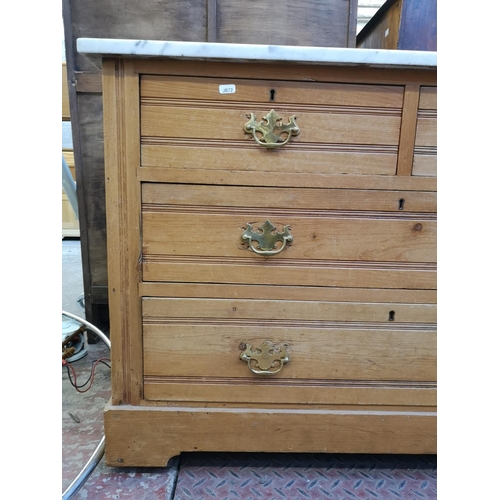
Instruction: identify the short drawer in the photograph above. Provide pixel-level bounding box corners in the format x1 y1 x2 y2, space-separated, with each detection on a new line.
140 75 404 176
413 86 437 177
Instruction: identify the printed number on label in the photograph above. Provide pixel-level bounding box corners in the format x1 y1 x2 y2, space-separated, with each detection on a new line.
219 84 236 94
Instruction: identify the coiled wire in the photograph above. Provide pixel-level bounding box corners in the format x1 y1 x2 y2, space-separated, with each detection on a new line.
62 310 110 500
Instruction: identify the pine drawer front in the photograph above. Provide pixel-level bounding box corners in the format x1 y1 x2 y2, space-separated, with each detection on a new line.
141 183 437 289
413 86 437 177
140 76 404 177
142 296 436 405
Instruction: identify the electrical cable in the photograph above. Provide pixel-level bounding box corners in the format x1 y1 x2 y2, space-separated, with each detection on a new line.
64 358 111 392
62 310 110 500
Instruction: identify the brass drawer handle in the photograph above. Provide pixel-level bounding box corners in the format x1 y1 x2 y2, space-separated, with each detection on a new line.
243 109 300 148
239 341 290 376
241 219 293 257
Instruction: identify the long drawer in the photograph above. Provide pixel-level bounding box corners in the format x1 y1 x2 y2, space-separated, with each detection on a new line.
141 183 437 288
142 297 436 405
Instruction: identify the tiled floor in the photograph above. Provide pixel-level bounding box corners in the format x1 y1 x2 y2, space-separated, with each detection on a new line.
62 238 437 499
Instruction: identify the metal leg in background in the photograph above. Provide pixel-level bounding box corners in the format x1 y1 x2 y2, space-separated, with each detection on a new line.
62 155 78 219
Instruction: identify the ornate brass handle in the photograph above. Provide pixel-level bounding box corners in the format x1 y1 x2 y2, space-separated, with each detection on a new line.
243 109 300 148
241 219 293 256
239 341 290 376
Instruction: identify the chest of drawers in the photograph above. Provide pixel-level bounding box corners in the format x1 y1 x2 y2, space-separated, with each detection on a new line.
81 40 437 467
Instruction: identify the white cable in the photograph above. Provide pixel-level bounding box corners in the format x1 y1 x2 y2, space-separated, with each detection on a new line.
62 310 110 500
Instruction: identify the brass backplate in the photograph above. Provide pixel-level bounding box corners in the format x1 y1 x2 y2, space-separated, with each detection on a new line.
244 109 300 148
239 341 290 375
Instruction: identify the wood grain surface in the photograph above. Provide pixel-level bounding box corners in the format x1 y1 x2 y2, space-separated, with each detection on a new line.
215 0 356 47
141 75 405 108
138 283 437 304
104 406 437 466
141 105 402 145
142 211 436 262
142 183 437 212
143 380 436 407
102 59 143 405
100 54 437 463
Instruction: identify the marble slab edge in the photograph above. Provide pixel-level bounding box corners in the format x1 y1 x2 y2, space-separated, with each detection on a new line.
76 38 437 70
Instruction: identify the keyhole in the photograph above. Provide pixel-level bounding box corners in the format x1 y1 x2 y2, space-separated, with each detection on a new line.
398 199 405 210
388 310 395 321
270 89 276 101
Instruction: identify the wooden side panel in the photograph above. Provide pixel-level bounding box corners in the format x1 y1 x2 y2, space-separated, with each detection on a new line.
102 59 142 405
104 406 437 466
356 0 402 50
216 0 356 47
75 93 108 300
357 0 436 52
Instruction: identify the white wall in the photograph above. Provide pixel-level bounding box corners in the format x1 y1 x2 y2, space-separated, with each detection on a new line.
357 0 385 34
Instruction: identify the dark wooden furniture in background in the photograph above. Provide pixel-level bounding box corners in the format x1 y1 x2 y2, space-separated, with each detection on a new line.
356 0 436 51
62 63 80 238
62 0 359 330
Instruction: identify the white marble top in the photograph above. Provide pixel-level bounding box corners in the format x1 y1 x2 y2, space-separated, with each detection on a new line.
76 38 437 70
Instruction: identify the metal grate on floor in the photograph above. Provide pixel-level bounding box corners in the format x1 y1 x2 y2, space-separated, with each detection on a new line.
173 452 437 500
